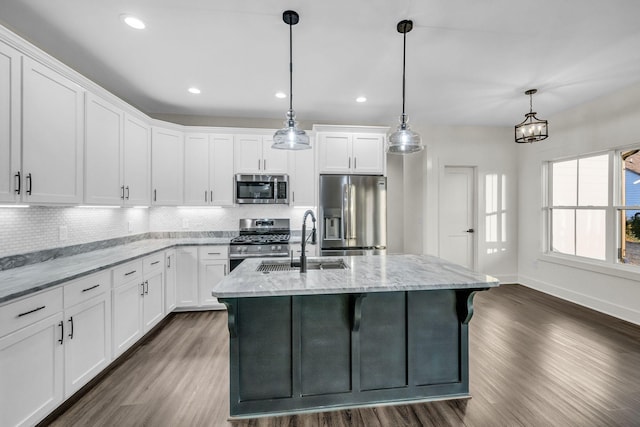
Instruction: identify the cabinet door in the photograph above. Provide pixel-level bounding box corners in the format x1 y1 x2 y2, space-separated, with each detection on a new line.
290 147 316 206
64 294 111 397
0 42 20 203
112 280 143 357
318 134 352 174
22 57 83 204
262 136 289 174
183 133 210 205
176 247 198 307
210 134 234 206
352 134 385 174
198 259 227 309
142 270 164 332
234 134 263 173
165 250 177 313
151 127 183 205
84 93 123 205
0 313 64 427
123 114 151 206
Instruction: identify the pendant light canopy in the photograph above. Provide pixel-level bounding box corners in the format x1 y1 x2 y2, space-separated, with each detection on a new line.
514 89 548 143
387 19 424 155
272 10 311 150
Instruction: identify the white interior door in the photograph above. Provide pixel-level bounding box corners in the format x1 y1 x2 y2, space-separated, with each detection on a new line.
439 166 475 269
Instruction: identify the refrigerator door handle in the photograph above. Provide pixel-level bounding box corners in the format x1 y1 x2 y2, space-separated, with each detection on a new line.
349 184 357 239
342 183 349 240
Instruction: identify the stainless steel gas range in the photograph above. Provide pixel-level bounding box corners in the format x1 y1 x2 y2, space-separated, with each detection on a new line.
228 218 290 271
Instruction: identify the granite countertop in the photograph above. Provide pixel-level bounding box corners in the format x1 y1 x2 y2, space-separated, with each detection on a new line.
212 254 500 298
0 237 229 304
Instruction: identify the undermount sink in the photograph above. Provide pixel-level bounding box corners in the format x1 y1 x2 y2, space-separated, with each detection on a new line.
257 258 348 272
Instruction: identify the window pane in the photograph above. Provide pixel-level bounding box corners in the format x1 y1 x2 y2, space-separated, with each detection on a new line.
621 209 640 265
578 155 608 206
552 209 575 255
576 210 606 260
622 150 640 207
552 160 577 206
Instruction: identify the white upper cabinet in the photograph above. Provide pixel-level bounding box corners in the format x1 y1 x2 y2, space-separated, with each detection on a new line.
351 134 385 174
151 127 183 205
122 114 151 206
184 133 234 206
210 134 234 206
84 93 123 205
317 130 386 175
234 134 288 174
290 144 316 207
85 97 150 206
0 42 20 203
183 133 210 205
22 57 84 204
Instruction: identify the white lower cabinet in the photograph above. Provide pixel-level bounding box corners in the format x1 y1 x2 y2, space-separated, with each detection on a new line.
142 254 164 332
176 245 228 310
165 249 177 313
0 288 64 427
112 253 164 358
198 246 228 309
176 246 198 307
112 260 144 357
62 270 111 397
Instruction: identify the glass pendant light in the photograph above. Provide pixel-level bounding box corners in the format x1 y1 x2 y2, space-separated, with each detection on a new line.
514 89 548 143
387 19 424 154
272 10 311 150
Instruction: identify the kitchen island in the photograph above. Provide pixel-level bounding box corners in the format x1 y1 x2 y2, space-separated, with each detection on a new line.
212 254 499 418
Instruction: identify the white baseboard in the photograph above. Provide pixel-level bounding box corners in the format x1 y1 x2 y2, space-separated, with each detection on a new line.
518 274 640 326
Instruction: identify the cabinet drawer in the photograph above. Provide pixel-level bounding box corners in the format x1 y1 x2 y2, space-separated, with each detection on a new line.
64 270 110 309
112 260 143 288
143 252 164 273
198 246 229 260
0 287 63 337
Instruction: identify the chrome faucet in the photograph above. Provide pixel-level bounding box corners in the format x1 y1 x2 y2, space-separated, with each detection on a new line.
300 209 317 273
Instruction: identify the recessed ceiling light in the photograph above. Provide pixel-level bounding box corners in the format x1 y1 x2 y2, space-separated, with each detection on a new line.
275 91 287 99
188 87 201 94
356 96 367 103
121 14 146 30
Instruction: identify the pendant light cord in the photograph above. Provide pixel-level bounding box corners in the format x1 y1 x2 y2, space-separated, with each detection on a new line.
402 28 406 118
289 20 293 113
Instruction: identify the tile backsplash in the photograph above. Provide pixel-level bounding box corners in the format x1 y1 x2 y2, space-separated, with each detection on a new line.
0 206 150 258
0 205 316 257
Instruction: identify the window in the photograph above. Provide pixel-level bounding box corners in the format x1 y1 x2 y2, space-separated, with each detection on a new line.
548 154 609 261
619 150 640 265
546 149 640 267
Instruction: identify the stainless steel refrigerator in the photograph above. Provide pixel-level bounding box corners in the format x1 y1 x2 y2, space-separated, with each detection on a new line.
319 174 387 256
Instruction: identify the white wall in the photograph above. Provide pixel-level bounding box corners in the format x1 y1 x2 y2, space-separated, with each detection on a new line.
518 81 640 325
404 124 519 282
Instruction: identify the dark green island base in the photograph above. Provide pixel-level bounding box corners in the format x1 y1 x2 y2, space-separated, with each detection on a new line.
220 288 488 418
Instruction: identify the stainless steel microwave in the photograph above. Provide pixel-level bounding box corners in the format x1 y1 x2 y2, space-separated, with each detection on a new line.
234 174 289 204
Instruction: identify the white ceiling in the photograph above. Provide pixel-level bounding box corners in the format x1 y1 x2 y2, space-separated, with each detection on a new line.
2 0 640 128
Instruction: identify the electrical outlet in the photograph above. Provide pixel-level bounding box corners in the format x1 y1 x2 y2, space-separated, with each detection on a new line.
182 218 189 229
128 221 133 233
59 226 68 241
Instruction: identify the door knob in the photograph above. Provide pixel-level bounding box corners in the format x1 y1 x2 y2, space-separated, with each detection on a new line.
466 229 474 233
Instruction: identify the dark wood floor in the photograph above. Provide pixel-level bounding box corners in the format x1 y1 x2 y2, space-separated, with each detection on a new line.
46 285 640 427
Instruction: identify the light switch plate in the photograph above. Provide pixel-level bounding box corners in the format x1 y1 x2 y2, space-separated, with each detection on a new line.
182 218 189 229
128 221 133 233
59 226 68 241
